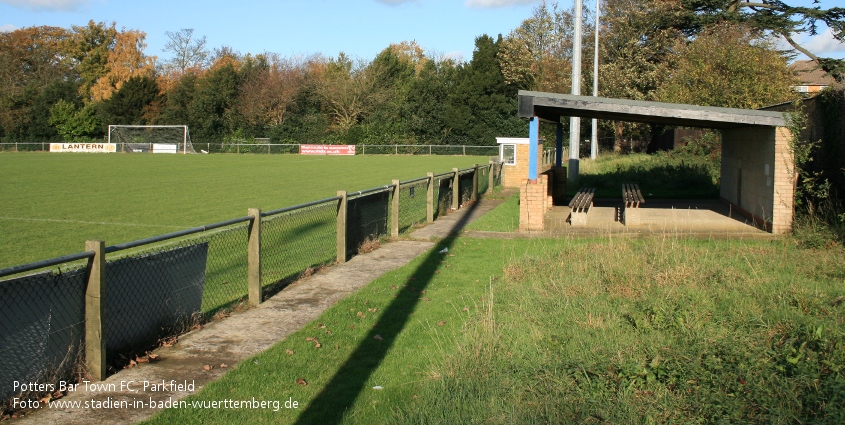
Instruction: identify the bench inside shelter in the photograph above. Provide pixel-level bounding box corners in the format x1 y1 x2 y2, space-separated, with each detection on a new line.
622 183 645 225
568 188 595 227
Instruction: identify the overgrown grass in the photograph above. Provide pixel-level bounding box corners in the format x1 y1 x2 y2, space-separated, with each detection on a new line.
143 236 845 424
792 196 845 250
0 153 488 269
574 152 720 198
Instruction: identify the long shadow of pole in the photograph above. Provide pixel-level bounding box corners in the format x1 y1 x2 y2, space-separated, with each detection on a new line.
295 200 482 424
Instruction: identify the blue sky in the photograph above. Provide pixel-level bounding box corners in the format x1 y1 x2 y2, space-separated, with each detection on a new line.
0 0 543 63
0 0 842 63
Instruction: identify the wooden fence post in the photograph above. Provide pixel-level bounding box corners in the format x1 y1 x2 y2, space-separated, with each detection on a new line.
391 180 400 237
248 208 263 305
84 239 106 381
452 168 460 210
426 173 434 223
336 191 348 263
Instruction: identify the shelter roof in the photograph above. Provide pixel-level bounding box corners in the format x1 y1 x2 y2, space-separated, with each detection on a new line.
518 91 786 128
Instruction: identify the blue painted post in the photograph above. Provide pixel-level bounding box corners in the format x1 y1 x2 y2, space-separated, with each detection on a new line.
555 122 563 167
529 117 539 181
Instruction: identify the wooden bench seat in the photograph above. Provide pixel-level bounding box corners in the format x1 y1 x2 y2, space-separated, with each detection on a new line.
622 183 644 225
568 188 595 226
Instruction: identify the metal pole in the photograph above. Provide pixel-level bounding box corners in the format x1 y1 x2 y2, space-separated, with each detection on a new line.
529 117 540 181
569 0 583 182
591 0 600 160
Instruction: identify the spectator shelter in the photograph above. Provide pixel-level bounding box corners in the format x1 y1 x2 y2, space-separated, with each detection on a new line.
517 90 794 234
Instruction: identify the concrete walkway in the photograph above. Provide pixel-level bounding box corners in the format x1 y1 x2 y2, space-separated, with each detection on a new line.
13 194 509 425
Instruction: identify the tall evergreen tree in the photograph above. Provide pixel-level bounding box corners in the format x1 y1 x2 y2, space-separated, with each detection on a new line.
447 35 524 146
189 64 242 142
99 75 161 125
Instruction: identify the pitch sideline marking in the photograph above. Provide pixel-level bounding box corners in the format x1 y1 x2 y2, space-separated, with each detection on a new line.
0 216 189 229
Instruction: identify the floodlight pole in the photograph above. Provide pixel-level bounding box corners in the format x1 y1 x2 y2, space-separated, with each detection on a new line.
569 0 584 182
591 0 600 160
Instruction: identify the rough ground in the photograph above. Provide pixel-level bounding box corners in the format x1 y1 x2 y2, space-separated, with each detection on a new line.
12 192 509 425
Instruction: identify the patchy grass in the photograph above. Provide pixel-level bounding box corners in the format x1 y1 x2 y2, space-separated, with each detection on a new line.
143 235 845 424
573 153 720 199
465 191 520 232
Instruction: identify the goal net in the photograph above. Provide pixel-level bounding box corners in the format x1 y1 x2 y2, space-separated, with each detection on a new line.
108 125 196 154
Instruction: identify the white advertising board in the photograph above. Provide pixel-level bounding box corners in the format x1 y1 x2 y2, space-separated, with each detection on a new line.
152 143 178 154
50 143 117 153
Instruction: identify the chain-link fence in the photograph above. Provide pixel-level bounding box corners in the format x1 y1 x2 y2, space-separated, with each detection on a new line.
0 142 52 152
357 145 498 157
0 162 500 408
345 187 392 258
101 219 250 361
459 170 475 207
0 143 501 157
0 253 92 404
433 172 455 219
261 198 339 292
397 178 429 234
477 164 491 195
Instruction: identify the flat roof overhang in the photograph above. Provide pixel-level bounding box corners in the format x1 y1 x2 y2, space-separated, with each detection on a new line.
518 91 786 128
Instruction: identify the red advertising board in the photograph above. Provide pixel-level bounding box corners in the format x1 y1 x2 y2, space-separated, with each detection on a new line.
299 144 356 155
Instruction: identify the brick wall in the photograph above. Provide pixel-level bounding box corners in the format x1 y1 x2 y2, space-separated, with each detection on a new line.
503 143 544 188
519 175 549 232
720 125 794 234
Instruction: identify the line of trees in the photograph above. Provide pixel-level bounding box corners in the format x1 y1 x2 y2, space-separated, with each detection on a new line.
1 0 841 148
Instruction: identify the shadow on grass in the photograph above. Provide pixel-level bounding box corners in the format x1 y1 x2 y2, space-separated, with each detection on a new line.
294 201 480 424
573 161 720 199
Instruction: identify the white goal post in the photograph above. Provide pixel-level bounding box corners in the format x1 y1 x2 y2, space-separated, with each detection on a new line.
107 125 195 154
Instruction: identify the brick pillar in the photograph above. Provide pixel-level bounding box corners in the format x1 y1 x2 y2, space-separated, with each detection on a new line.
772 126 795 235
519 175 549 232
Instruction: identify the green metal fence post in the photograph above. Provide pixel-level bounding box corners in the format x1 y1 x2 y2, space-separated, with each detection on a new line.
248 208 262 305
85 239 106 381
337 191 348 263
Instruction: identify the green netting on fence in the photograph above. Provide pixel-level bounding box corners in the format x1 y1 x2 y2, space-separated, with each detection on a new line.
108 223 250 319
398 180 429 234
477 165 490 195
0 264 88 402
347 190 390 257
434 175 453 219
261 201 337 290
99 222 248 362
459 171 474 206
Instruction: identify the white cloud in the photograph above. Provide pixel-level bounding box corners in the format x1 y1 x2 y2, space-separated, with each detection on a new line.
443 50 465 63
465 0 539 8
803 28 845 54
0 0 91 11
1 24 18 32
776 28 845 60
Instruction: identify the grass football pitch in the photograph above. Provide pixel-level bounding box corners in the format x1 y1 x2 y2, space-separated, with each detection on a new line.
0 152 490 270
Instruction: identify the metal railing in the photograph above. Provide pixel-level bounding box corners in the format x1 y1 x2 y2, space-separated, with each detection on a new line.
0 142 501 157
0 161 502 406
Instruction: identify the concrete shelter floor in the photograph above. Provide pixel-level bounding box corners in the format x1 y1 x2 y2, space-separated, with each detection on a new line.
541 198 772 237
